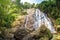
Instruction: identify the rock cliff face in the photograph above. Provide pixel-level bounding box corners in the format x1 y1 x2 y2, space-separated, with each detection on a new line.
25 9 56 33
24 8 35 31
14 9 53 40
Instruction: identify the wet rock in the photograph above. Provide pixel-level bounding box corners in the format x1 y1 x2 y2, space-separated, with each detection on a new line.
22 25 53 40
14 27 31 40
13 24 53 40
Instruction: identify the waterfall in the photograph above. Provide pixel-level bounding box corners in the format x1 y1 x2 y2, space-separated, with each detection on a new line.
25 9 56 33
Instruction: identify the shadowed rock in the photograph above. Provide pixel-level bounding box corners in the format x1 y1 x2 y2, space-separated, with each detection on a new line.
14 25 53 40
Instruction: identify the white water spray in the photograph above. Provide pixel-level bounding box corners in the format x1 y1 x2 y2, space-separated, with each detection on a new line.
25 9 56 33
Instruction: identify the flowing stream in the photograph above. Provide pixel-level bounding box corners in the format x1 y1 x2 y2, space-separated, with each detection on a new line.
25 9 56 33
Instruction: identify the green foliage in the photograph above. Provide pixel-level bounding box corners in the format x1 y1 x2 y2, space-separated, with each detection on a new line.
23 2 32 9
56 18 60 25
0 0 29 28
0 0 10 6
0 0 20 28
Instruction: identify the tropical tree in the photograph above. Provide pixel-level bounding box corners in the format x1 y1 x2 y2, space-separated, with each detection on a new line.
0 0 18 28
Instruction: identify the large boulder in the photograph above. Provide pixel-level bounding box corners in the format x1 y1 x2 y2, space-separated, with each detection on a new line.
14 27 32 40
14 25 53 40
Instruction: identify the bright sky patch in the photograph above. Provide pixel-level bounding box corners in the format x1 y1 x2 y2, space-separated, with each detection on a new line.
20 0 43 4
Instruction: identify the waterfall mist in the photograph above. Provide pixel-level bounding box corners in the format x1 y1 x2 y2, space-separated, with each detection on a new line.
25 9 56 33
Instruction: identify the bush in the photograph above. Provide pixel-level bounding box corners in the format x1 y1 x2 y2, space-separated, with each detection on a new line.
56 18 60 25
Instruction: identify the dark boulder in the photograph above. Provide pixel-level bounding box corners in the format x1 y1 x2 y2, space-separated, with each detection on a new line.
14 25 53 40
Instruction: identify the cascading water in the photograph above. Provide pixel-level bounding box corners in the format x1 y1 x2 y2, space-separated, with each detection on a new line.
25 9 56 33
